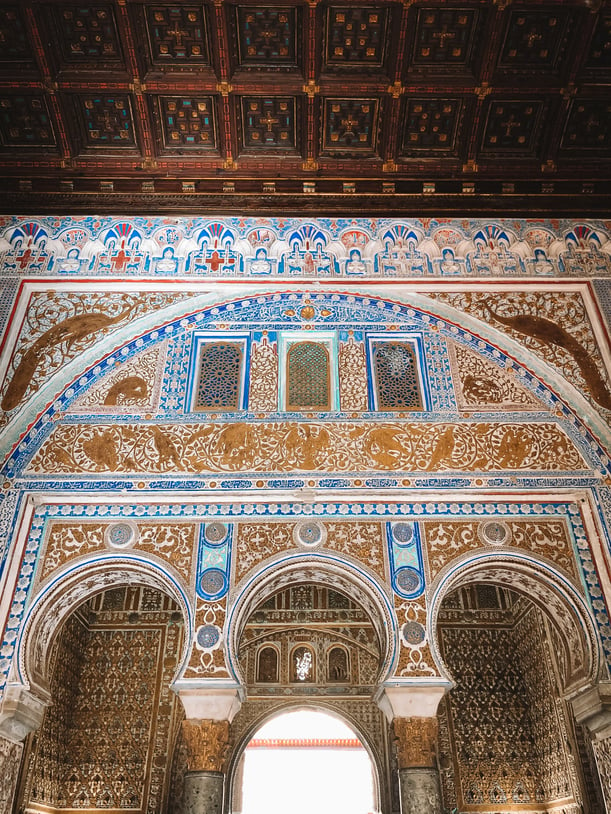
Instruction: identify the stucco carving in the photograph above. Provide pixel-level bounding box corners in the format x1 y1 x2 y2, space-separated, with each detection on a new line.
182 719 230 773
28 421 585 475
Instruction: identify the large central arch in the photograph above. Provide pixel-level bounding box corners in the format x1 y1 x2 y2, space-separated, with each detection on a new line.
225 551 398 693
229 704 382 814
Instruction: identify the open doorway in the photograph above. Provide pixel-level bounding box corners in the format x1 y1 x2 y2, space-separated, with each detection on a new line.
236 708 378 814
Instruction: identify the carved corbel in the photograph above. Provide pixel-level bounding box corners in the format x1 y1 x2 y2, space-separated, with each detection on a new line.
0 683 50 743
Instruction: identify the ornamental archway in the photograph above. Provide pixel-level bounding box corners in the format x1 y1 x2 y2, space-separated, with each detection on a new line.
230 707 381 814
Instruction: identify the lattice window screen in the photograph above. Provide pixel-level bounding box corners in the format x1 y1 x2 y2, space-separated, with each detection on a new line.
286 341 330 410
373 341 423 410
196 342 243 409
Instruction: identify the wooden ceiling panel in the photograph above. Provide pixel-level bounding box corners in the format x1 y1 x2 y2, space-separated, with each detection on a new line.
143 5 211 68
322 5 394 77
70 92 140 153
398 96 469 159
406 6 486 80
0 5 38 68
477 98 550 159
0 92 58 149
494 7 577 79
231 5 304 74
38 2 130 76
150 94 220 154
0 0 608 214
581 12 611 80
237 95 302 155
560 97 611 154
320 97 381 156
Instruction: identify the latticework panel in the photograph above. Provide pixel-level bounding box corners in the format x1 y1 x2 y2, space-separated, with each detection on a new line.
196 341 243 410
373 342 423 410
286 342 330 411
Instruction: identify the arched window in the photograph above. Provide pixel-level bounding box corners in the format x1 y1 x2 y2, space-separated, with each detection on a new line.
286 342 330 411
257 647 279 683
195 341 243 410
328 647 349 682
290 645 315 682
372 341 423 411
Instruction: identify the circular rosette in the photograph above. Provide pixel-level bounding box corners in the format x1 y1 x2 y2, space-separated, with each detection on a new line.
293 520 327 547
204 522 229 545
392 522 414 546
402 621 426 646
105 521 138 549
199 568 228 599
395 566 423 596
478 520 512 546
196 624 222 650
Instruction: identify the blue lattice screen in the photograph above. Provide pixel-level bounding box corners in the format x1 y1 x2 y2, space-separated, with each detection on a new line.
372 342 423 410
196 342 243 410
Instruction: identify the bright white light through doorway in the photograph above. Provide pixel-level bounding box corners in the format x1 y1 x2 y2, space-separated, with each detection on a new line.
238 709 378 814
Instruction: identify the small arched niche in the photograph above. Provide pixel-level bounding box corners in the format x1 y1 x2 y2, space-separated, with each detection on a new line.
14 584 185 813
233 708 379 814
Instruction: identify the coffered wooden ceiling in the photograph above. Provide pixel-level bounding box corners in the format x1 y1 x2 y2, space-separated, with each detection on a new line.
0 0 610 214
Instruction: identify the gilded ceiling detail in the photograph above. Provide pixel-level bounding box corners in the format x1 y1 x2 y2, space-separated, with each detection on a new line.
26 420 585 476
0 2 609 213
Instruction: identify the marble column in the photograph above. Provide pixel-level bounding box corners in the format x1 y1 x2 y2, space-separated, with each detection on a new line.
572 682 611 813
0 683 49 813
393 717 442 814
181 719 230 814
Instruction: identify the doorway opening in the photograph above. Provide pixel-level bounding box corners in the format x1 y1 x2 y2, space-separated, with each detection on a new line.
235 708 378 814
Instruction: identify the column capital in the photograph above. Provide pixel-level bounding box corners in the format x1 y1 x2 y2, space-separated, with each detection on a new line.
393 717 438 769
0 683 50 743
571 682 611 740
182 719 230 773
173 680 243 722
375 680 452 723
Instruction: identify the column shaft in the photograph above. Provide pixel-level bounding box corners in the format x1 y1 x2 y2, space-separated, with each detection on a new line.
181 719 230 814
393 717 442 814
